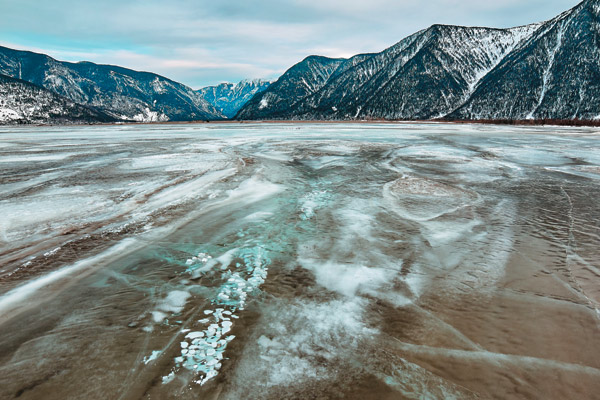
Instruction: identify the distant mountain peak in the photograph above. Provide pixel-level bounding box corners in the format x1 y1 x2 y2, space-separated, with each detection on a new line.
197 78 272 118
235 56 346 120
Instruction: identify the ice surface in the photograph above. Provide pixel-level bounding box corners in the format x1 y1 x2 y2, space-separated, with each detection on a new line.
383 175 479 221
225 175 283 204
0 187 115 242
0 238 139 318
226 297 378 395
0 123 599 399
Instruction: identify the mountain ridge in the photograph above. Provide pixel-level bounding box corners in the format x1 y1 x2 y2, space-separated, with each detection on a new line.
449 0 600 120
1 0 597 125
236 0 598 122
0 73 117 124
197 79 272 118
0 46 224 123
235 56 346 120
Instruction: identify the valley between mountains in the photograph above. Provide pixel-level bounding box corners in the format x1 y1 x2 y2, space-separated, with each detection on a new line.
1 0 599 124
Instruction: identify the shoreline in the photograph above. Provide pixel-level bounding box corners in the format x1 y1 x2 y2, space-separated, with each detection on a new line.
2 118 600 129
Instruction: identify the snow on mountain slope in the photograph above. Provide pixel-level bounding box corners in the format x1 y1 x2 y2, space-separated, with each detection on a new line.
356 24 541 120
237 0 599 122
0 74 115 124
235 56 345 120
288 24 539 120
289 30 431 118
450 0 600 120
0 47 224 122
235 23 540 121
197 79 272 118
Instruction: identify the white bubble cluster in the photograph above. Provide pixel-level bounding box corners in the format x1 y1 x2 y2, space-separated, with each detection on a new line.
175 307 236 385
163 246 270 386
185 252 212 267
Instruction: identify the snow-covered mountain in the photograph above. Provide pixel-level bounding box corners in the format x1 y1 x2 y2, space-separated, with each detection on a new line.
0 46 224 122
0 74 115 124
197 79 272 118
237 0 599 122
450 0 600 120
235 56 345 120
2 0 597 125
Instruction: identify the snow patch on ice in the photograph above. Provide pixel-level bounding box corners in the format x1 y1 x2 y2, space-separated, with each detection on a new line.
243 211 274 221
226 175 283 204
151 290 191 324
299 190 331 220
383 175 478 222
301 260 389 297
227 298 377 392
152 311 168 323
157 290 191 313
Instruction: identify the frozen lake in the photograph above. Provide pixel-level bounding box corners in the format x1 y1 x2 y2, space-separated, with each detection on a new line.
0 122 599 399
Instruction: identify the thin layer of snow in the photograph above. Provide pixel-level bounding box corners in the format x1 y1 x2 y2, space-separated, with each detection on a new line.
527 19 568 119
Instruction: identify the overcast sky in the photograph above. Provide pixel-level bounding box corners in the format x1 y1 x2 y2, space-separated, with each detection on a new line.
0 0 579 89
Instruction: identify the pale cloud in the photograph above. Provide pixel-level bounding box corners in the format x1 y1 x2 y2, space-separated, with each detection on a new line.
0 0 579 88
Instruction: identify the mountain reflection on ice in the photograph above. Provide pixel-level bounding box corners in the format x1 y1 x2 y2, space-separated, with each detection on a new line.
0 123 599 399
